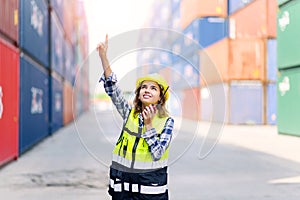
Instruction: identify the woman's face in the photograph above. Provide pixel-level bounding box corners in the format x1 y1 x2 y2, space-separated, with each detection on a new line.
138 80 161 106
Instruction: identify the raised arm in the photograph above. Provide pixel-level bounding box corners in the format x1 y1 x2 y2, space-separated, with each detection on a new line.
97 34 112 78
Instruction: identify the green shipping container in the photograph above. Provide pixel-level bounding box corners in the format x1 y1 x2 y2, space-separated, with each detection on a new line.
278 0 292 6
277 67 300 136
277 0 300 69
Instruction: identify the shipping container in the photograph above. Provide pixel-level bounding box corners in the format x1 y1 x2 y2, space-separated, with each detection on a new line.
201 81 263 124
229 81 263 124
171 53 200 90
49 0 64 26
278 0 292 6
149 0 172 28
0 38 19 166
229 0 277 39
267 39 277 81
171 0 181 11
63 0 77 45
64 39 75 85
228 0 254 15
0 0 19 44
63 81 74 125
277 0 300 69
171 6 182 31
277 67 300 136
180 0 227 29
49 72 63 134
200 84 229 122
200 38 266 85
51 12 64 77
19 0 49 67
267 83 277 125
181 87 200 121
159 67 172 84
183 17 229 52
19 53 49 154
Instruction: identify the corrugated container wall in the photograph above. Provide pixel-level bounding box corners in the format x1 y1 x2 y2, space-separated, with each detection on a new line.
49 0 64 25
181 87 201 121
49 73 63 134
277 67 300 136
278 0 292 6
228 0 254 15
180 0 227 29
267 39 277 81
0 38 19 166
63 81 74 125
19 0 49 67
19 54 49 154
183 17 229 51
51 12 64 77
267 83 277 124
277 0 300 69
200 38 266 85
229 0 277 39
0 0 19 44
63 0 77 46
229 81 264 124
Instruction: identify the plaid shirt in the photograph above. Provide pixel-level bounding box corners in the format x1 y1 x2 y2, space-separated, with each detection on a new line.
100 72 174 161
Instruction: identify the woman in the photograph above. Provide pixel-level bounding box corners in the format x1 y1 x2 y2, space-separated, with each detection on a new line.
97 34 174 200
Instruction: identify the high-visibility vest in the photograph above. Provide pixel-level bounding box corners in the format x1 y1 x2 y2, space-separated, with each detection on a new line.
112 109 169 170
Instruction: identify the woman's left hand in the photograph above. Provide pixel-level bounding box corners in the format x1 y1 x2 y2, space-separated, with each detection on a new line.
142 104 157 129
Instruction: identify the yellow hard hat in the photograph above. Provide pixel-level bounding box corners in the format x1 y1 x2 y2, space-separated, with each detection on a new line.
136 73 170 101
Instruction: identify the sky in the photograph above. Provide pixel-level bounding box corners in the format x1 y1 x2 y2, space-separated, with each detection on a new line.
83 0 155 95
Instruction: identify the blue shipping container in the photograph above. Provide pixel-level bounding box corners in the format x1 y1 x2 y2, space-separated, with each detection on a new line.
51 12 64 77
19 54 49 154
267 83 277 125
171 0 181 12
228 0 254 15
171 53 200 89
267 39 277 81
229 81 263 124
183 17 229 52
20 0 49 67
50 73 63 133
49 0 64 25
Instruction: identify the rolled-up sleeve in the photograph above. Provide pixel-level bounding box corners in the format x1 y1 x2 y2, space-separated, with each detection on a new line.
142 117 174 161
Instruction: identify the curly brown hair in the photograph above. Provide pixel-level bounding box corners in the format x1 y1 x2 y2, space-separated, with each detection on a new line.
133 82 169 118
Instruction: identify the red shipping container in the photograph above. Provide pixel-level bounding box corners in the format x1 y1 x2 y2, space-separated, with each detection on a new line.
200 38 266 85
229 0 277 39
180 0 227 29
63 81 74 125
181 87 201 121
0 0 19 44
63 0 77 46
0 37 19 166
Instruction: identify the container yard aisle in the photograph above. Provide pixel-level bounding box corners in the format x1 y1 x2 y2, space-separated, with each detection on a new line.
1 109 300 200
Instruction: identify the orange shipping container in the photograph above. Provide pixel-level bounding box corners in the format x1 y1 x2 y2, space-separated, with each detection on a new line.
181 87 201 121
63 81 74 125
200 38 266 85
229 0 277 39
180 0 227 29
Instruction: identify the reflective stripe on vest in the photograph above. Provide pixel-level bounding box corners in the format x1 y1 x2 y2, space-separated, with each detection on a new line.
112 109 169 170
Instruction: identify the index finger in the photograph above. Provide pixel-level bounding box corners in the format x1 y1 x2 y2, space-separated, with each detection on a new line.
105 34 108 46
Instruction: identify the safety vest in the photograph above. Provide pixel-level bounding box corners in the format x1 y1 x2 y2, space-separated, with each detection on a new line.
112 109 169 170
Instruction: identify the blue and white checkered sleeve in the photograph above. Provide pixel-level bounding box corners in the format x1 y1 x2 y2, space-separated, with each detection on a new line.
99 72 131 120
142 117 174 161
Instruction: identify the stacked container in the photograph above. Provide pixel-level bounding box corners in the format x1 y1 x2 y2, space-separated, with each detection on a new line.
0 38 19 166
175 0 229 120
277 0 300 136
0 0 89 167
200 0 277 124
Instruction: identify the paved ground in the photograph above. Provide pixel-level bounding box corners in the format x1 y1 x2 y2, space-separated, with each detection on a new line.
1 109 300 200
